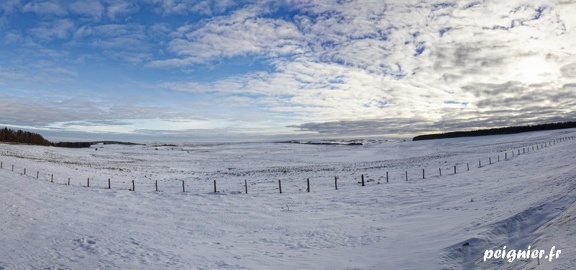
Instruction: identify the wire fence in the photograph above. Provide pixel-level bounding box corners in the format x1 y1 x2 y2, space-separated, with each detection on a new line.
1 136 574 195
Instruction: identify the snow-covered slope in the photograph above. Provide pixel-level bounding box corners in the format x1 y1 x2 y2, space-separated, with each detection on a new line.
1 129 575 269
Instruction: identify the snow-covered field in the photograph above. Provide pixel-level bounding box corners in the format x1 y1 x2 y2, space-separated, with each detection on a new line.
1 129 576 269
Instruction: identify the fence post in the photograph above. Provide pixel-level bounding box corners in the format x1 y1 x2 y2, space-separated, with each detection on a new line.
87 177 90 187
505 152 508 159
51 174 54 183
479 160 482 168
307 178 310 192
498 155 500 162
439 168 442 176
12 165 14 171
108 179 111 189
37 171 39 179
24 168 26 175
386 171 389 183
361 174 365 186
182 180 185 193
489 157 491 164
467 163 470 171
214 180 217 193
0 161 2 168
132 180 135 191
245 179 248 194
156 180 158 192
278 180 282 194
335 176 338 190
454 165 456 174
422 169 425 179
67 177 70 185
405 171 408 181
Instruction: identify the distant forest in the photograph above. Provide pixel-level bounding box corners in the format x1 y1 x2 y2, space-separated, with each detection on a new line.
0 127 51 146
52 141 143 148
413 121 576 141
0 127 141 148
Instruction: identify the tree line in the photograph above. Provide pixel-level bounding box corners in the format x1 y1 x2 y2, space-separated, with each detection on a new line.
51 141 143 148
0 127 144 148
413 121 576 141
0 127 51 146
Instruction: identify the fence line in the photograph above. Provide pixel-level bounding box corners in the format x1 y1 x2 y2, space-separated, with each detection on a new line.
0 135 574 195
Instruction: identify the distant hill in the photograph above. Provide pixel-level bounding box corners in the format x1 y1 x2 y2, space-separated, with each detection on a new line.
0 127 51 146
413 121 576 141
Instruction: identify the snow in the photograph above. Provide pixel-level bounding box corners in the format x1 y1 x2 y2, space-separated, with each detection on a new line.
1 129 576 269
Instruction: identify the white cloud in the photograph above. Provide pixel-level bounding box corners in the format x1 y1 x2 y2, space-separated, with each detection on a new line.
22 0 67 16
147 4 305 67
70 23 151 63
70 0 104 20
0 0 21 14
28 19 75 40
106 0 138 20
153 0 576 137
142 0 238 16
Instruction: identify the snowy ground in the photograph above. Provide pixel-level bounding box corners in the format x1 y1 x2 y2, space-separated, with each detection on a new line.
1 129 576 269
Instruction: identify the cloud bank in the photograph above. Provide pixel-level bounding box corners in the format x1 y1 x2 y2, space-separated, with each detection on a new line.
0 0 575 141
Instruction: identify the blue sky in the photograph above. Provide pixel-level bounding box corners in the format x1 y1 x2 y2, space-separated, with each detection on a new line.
1 0 575 142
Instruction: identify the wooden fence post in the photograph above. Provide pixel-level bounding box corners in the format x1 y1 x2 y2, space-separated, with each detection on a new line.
439 168 442 176
12 165 14 171
489 157 492 164
334 176 338 190
214 180 217 193
155 180 158 192
278 180 282 194
245 180 248 194
67 177 70 185
422 169 425 179
24 168 26 175
132 180 135 191
386 171 389 183
51 174 54 183
108 179 111 189
37 171 39 179
182 180 185 193
454 165 456 174
467 163 470 171
361 174 365 186
87 177 90 187
307 178 310 192
405 171 408 181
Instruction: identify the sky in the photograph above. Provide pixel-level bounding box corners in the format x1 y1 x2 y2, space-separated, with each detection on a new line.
1 0 575 143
